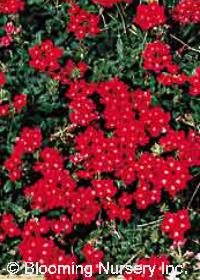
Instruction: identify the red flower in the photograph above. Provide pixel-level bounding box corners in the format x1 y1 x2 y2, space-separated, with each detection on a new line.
134 3 166 31
82 244 104 264
173 0 200 25
92 179 117 199
143 41 172 73
124 255 169 279
4 22 15 34
157 72 188 86
188 67 200 96
29 40 63 72
0 214 21 242
159 129 200 167
92 0 132 8
0 72 6 85
22 216 73 237
0 0 25 14
13 94 27 112
68 187 100 225
67 4 100 39
161 209 191 247
4 127 42 181
140 106 170 137
34 147 64 175
50 59 87 84
19 234 77 278
15 127 42 153
0 35 12 47
0 104 10 116
66 80 99 126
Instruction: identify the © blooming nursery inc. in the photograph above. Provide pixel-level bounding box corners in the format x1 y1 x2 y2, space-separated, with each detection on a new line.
0 0 200 280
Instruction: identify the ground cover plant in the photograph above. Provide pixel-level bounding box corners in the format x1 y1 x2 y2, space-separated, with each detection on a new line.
0 0 200 279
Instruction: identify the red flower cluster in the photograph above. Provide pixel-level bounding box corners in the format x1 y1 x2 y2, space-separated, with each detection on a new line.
22 216 73 238
19 217 76 280
13 93 27 112
24 148 74 208
0 72 6 85
29 40 63 72
19 234 104 280
133 153 191 209
188 67 200 96
157 72 188 86
140 106 170 137
1 1 200 270
173 0 200 25
73 125 127 178
159 129 200 167
67 4 100 39
161 209 191 247
0 0 24 14
50 59 87 85
0 214 21 242
2 75 197 243
28 40 87 84
0 35 12 47
24 142 133 223
134 2 166 31
19 211 104 280
92 179 117 199
4 127 42 181
65 78 197 211
97 78 136 129
66 80 99 126
92 0 131 8
19 234 78 280
71 80 166 182
143 41 172 73
124 255 169 280
103 198 132 222
81 244 104 278
0 22 21 47
0 104 10 116
143 41 192 91
0 93 27 117
67 187 100 225
24 146 101 224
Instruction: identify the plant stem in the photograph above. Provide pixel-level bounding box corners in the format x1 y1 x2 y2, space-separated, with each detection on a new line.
170 34 200 54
